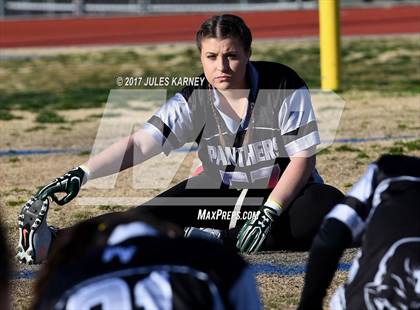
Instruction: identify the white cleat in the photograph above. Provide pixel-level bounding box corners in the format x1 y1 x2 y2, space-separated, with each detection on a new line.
16 197 52 264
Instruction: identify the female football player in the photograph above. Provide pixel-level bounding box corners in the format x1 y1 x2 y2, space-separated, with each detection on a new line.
298 154 420 310
31 208 261 309
17 14 343 264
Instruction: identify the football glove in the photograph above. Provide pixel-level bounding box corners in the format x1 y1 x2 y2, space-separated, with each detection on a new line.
36 166 89 206
236 199 282 254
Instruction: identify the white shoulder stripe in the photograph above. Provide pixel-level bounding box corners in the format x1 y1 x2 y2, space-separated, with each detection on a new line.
279 87 316 134
326 204 365 242
347 164 377 203
284 131 320 156
108 222 159 245
143 92 194 155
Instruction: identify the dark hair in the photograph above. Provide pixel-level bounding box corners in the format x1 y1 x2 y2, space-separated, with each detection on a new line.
197 14 254 147
196 14 252 53
32 209 183 309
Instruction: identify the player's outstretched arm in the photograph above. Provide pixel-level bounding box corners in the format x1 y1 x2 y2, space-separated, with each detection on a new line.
236 149 315 254
298 218 352 310
83 128 163 180
35 129 162 205
269 150 316 207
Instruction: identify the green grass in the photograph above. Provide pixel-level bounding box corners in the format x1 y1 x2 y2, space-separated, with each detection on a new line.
7 199 27 207
254 37 420 94
317 148 331 155
388 146 405 155
335 145 361 152
8 157 20 163
0 88 110 111
7 188 31 194
388 139 420 154
25 125 47 132
98 205 128 212
335 145 370 160
88 113 104 119
400 139 420 151
0 110 23 121
35 110 66 123
157 53 177 62
103 112 122 118
344 183 353 189
72 211 95 221
356 151 369 159
0 37 418 114
58 126 71 131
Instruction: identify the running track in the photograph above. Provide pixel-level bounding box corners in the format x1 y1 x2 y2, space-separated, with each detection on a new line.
1 5 419 48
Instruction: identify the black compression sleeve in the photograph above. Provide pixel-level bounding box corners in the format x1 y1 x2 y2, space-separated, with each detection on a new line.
298 218 352 310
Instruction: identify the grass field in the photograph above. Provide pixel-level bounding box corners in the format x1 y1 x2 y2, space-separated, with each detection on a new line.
1 35 419 309
1 36 419 118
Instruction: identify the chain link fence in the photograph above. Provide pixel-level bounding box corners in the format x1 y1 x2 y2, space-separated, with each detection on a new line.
0 0 417 18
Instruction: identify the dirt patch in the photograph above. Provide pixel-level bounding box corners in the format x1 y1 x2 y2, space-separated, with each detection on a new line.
334 95 420 140
10 279 34 310
256 271 348 309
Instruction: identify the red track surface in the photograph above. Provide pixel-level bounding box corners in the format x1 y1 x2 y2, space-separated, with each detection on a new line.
0 5 419 48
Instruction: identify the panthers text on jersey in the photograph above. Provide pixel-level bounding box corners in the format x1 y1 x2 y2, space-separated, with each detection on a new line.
144 61 321 188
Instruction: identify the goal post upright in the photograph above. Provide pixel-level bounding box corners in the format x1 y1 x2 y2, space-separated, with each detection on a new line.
319 0 341 91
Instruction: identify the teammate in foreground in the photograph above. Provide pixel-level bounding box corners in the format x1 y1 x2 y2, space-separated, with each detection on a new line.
298 154 420 310
0 221 11 310
17 14 343 264
31 208 261 310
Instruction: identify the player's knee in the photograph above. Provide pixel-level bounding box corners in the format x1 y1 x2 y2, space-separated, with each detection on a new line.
309 183 344 210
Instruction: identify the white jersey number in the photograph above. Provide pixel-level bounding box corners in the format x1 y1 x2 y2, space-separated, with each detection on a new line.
64 272 172 310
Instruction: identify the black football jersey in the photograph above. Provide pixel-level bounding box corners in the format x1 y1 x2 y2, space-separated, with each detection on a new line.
35 220 261 310
144 61 321 188
326 155 420 309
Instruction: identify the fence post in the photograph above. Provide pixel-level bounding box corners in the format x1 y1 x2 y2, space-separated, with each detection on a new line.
0 0 5 18
74 0 84 16
142 0 150 14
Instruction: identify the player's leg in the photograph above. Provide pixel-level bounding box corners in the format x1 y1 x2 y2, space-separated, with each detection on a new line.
142 179 344 251
140 173 248 229
18 173 243 264
266 182 344 251
16 198 58 264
